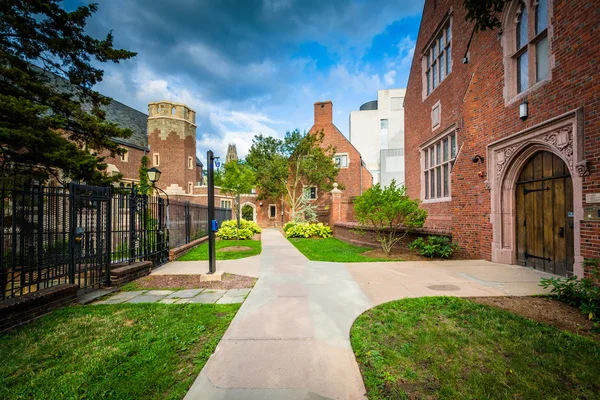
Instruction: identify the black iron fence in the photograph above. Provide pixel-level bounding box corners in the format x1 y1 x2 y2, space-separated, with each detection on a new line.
169 199 231 249
0 181 230 300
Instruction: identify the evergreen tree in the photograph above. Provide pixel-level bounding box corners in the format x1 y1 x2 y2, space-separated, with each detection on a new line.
0 0 136 185
138 155 151 195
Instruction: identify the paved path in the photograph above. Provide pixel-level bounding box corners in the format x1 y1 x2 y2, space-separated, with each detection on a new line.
94 288 251 305
151 256 261 278
182 229 554 400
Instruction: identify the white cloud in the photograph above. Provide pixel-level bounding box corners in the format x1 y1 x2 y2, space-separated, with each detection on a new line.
384 70 397 86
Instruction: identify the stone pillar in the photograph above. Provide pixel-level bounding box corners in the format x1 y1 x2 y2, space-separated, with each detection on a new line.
329 183 342 226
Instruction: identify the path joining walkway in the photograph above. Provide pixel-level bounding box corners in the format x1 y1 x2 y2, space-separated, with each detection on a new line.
184 229 553 399
87 230 553 398
95 288 251 305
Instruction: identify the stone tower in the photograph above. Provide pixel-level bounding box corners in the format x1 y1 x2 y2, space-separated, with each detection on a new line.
226 143 238 163
147 101 197 194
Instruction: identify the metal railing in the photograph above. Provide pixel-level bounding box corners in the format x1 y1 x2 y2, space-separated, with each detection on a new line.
0 181 231 300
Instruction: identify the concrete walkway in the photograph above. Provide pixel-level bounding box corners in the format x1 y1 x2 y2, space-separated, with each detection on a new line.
184 229 554 400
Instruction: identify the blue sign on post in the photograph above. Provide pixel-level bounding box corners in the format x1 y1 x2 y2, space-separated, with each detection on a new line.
211 219 218 232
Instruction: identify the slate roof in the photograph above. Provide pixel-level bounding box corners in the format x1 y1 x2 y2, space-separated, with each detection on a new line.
196 157 203 167
34 65 149 149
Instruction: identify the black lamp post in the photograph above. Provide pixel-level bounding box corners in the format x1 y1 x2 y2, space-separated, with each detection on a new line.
147 166 170 227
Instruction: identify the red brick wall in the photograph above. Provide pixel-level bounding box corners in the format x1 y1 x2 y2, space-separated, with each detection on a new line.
405 0 600 269
308 101 373 209
103 146 145 182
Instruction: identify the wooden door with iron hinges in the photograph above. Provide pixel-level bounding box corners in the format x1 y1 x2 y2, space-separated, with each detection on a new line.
516 151 574 276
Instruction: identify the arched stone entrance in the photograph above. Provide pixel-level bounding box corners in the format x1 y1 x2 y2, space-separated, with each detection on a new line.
488 109 588 277
241 202 256 222
515 151 574 275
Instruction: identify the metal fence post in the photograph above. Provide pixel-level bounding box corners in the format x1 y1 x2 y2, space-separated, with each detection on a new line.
105 186 112 287
68 182 76 284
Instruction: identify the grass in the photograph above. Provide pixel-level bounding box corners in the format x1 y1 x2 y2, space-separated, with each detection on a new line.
177 239 261 261
351 297 600 400
0 303 239 400
288 237 402 262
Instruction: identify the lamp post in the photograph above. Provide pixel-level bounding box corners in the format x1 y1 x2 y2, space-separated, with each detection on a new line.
147 167 170 261
207 151 218 274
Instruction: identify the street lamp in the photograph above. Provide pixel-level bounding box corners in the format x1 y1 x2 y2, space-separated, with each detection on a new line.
146 166 169 225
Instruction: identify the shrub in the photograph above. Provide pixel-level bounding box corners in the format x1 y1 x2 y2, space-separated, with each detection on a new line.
219 219 262 234
285 222 332 239
409 236 459 258
540 259 600 322
354 180 427 255
216 226 253 240
283 221 296 233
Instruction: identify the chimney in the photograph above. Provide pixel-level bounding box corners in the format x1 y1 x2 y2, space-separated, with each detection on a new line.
314 101 333 125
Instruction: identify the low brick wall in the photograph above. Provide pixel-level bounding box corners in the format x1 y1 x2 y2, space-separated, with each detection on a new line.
333 222 452 250
169 237 208 261
0 284 78 333
110 261 153 286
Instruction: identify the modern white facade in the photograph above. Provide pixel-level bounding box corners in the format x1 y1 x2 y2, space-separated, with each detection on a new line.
349 88 405 186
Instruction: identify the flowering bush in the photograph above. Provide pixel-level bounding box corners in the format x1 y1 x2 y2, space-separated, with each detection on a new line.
285 222 332 238
220 219 262 234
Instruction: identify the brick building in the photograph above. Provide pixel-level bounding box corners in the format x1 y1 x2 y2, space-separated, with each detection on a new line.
404 0 599 277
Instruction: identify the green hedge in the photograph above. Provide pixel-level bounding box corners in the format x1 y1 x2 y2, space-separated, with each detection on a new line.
217 219 262 240
284 222 332 238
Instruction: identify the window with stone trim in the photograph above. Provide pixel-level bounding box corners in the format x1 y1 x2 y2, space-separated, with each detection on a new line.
431 101 441 130
424 18 452 96
304 186 318 200
188 182 193 193
220 199 232 209
423 132 456 200
503 0 550 100
269 204 277 218
153 153 160 167
334 153 348 168
120 151 128 163
188 156 194 170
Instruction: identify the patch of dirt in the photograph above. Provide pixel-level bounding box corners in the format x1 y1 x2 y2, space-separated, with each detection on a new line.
217 246 252 252
361 248 450 261
471 296 599 341
128 273 257 290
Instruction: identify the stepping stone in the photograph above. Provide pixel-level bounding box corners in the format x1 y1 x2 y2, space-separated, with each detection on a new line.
127 294 165 303
216 296 245 304
159 298 178 304
108 291 145 302
222 288 252 298
188 291 227 304
166 289 204 299
145 290 174 296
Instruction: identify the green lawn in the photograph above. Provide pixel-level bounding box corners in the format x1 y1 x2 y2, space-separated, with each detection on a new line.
351 297 600 400
0 303 239 400
178 239 261 261
288 237 401 262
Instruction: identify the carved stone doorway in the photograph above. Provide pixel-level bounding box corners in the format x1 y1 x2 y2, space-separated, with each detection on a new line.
515 151 574 276
487 109 587 277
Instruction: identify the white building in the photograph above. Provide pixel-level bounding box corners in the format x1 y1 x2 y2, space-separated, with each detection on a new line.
349 89 405 187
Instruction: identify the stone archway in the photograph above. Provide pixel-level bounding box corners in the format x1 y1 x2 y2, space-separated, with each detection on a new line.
487 109 588 277
241 202 256 222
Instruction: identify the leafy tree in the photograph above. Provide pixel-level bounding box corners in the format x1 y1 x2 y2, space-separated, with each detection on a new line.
463 0 509 32
354 180 428 255
0 0 136 185
246 129 340 221
213 165 224 187
295 189 318 223
138 154 151 195
220 160 256 244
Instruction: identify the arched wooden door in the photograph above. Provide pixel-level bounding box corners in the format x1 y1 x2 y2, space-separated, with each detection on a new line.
516 151 574 276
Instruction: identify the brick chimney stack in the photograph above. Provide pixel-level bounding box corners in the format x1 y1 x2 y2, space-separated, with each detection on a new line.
314 101 333 125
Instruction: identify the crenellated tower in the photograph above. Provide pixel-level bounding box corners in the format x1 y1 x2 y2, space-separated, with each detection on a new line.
147 101 198 194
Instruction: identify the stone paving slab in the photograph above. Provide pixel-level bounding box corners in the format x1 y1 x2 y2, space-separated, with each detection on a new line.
188 292 227 303
221 288 251 297
127 294 168 303
145 290 175 296
216 296 246 304
165 289 204 299
160 299 179 304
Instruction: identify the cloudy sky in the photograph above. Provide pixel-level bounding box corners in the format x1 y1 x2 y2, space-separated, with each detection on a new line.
64 0 424 164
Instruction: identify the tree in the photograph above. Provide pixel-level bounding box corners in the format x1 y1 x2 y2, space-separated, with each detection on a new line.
463 0 509 32
354 180 428 255
0 1 136 185
246 129 340 221
219 159 255 245
295 189 318 223
138 154 151 195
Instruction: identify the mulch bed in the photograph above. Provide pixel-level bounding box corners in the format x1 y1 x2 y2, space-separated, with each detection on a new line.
217 246 252 252
127 273 257 290
471 296 599 341
361 248 450 261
